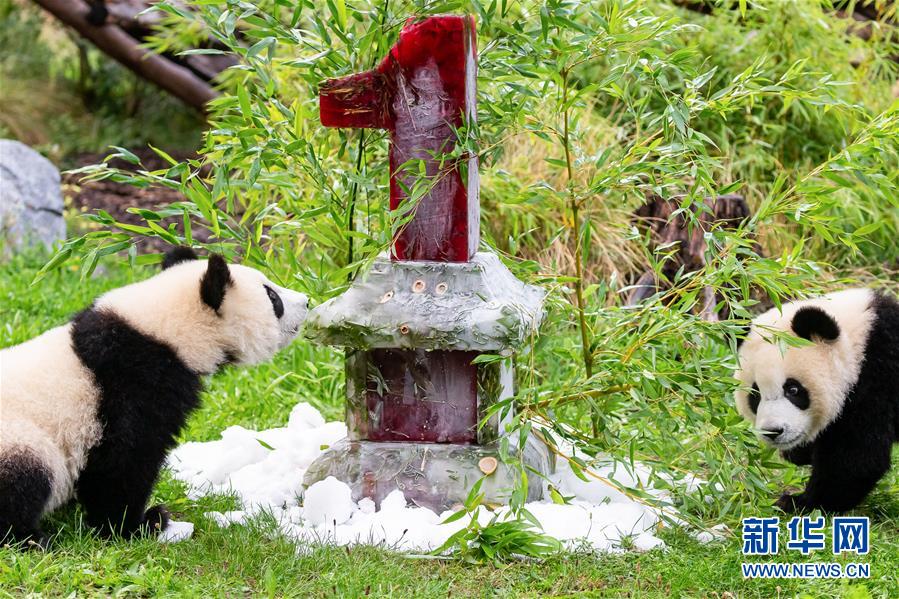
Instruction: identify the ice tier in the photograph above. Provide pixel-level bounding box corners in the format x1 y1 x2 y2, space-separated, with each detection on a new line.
303 253 553 510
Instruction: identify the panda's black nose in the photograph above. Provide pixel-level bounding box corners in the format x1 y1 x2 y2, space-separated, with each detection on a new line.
762 428 784 440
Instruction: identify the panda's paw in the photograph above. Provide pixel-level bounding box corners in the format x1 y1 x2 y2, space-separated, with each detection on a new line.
775 492 811 513
775 493 797 512
142 504 171 534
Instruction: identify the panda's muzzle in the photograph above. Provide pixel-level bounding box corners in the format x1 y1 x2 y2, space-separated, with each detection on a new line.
756 427 804 449
760 428 784 441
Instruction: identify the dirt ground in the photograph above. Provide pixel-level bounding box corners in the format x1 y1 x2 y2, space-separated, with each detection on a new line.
63 149 210 251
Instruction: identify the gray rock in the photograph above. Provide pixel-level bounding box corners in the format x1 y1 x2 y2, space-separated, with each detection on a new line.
0 139 66 253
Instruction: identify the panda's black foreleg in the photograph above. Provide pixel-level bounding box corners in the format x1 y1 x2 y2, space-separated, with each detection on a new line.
776 434 892 513
0 449 53 549
76 443 170 539
781 444 813 466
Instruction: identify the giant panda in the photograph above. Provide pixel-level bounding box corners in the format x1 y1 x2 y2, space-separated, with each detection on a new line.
0 248 308 547
735 288 899 513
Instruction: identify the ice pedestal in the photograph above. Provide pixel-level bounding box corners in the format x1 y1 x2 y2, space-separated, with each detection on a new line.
304 253 552 511
305 437 552 511
305 253 545 352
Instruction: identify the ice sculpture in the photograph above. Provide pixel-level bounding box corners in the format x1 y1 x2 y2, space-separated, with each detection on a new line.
305 15 552 511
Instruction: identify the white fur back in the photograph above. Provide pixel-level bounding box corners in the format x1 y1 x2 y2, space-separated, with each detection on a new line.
96 261 227 374
0 325 102 511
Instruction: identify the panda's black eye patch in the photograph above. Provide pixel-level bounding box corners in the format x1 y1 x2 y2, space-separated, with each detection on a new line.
264 285 284 319
748 383 761 414
783 378 810 410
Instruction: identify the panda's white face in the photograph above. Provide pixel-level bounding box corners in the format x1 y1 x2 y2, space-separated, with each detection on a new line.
737 371 814 450
214 262 309 365
95 252 308 374
735 289 876 450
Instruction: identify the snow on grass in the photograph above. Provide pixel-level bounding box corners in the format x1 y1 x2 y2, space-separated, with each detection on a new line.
158 520 195 543
165 402 687 552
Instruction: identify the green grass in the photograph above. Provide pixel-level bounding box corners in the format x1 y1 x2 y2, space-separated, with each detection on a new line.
2 253 898 597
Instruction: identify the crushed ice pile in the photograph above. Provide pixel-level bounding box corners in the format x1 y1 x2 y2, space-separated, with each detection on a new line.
164 402 715 552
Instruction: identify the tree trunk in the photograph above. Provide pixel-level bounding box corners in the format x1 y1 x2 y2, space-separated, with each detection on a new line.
32 0 218 112
627 193 759 320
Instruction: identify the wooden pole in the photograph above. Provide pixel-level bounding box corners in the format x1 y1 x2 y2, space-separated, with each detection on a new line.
32 0 218 111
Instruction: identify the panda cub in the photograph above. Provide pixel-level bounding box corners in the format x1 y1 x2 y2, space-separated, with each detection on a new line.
0 248 308 546
735 288 899 513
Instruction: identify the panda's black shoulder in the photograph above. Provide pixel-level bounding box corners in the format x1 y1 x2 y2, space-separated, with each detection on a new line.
70 305 203 517
870 290 899 338
864 291 899 367
816 290 899 450
855 290 899 431
70 306 202 422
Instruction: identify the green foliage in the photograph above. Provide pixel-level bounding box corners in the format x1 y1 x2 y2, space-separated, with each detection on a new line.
0 249 137 346
0 0 203 162
36 0 899 561
433 479 563 564
435 515 563 564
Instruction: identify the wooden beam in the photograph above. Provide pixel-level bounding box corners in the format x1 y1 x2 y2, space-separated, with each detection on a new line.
32 0 218 111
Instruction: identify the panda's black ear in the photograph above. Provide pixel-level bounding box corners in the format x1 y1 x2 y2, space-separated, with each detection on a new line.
200 255 232 312
162 246 198 270
792 306 840 342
